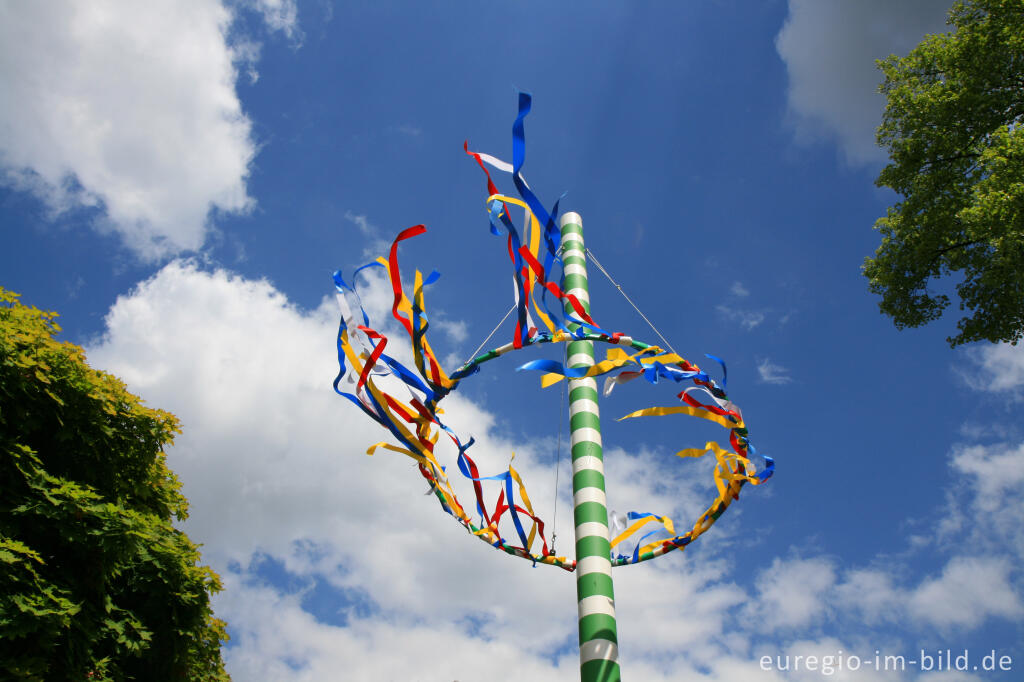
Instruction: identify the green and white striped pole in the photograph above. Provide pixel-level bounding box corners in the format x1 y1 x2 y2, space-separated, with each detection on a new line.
560 212 621 682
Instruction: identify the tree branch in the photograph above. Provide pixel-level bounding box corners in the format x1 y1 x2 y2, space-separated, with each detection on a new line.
921 152 982 171
926 239 987 270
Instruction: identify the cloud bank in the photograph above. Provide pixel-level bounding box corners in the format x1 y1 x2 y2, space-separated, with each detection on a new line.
0 1 294 260
85 263 1023 679
775 0 949 166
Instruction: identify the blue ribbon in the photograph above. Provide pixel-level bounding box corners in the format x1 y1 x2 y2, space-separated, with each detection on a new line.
511 92 563 268
704 353 728 390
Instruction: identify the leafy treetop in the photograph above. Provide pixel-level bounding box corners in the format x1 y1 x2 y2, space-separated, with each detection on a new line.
865 0 1024 346
0 287 230 681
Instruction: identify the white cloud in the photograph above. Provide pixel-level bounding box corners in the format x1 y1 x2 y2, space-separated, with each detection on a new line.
745 557 836 631
757 358 792 385
244 0 300 40
907 557 1023 629
833 569 900 626
343 211 375 236
344 210 392 258
436 318 469 344
946 441 1024 559
963 343 1024 394
754 551 1023 637
775 0 949 166
951 442 1024 515
218 579 583 681
0 1 294 260
731 281 750 298
716 304 765 330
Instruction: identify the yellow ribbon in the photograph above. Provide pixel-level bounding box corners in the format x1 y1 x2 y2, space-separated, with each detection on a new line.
618 404 745 431
540 346 663 388
609 514 676 550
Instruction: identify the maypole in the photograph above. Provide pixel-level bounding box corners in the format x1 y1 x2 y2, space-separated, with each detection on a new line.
561 212 621 682
332 92 775 682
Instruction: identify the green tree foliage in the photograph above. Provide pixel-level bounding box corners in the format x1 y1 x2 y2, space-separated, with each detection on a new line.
865 0 1024 346
0 288 229 680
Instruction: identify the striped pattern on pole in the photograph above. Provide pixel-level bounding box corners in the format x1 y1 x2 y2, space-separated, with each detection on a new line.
561 212 621 682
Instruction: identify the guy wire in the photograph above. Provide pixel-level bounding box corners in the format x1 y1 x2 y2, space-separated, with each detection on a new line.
585 246 680 358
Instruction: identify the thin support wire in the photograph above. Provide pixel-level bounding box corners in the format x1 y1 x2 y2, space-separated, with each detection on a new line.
551 379 566 554
585 246 680 358
464 304 515 366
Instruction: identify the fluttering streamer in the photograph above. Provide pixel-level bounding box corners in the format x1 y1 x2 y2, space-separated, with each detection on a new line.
333 93 773 570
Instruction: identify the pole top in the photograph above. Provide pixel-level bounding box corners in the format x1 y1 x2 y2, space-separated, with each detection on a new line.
560 212 582 228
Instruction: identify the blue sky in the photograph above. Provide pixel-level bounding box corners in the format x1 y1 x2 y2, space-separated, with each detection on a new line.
3 1 1023 679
